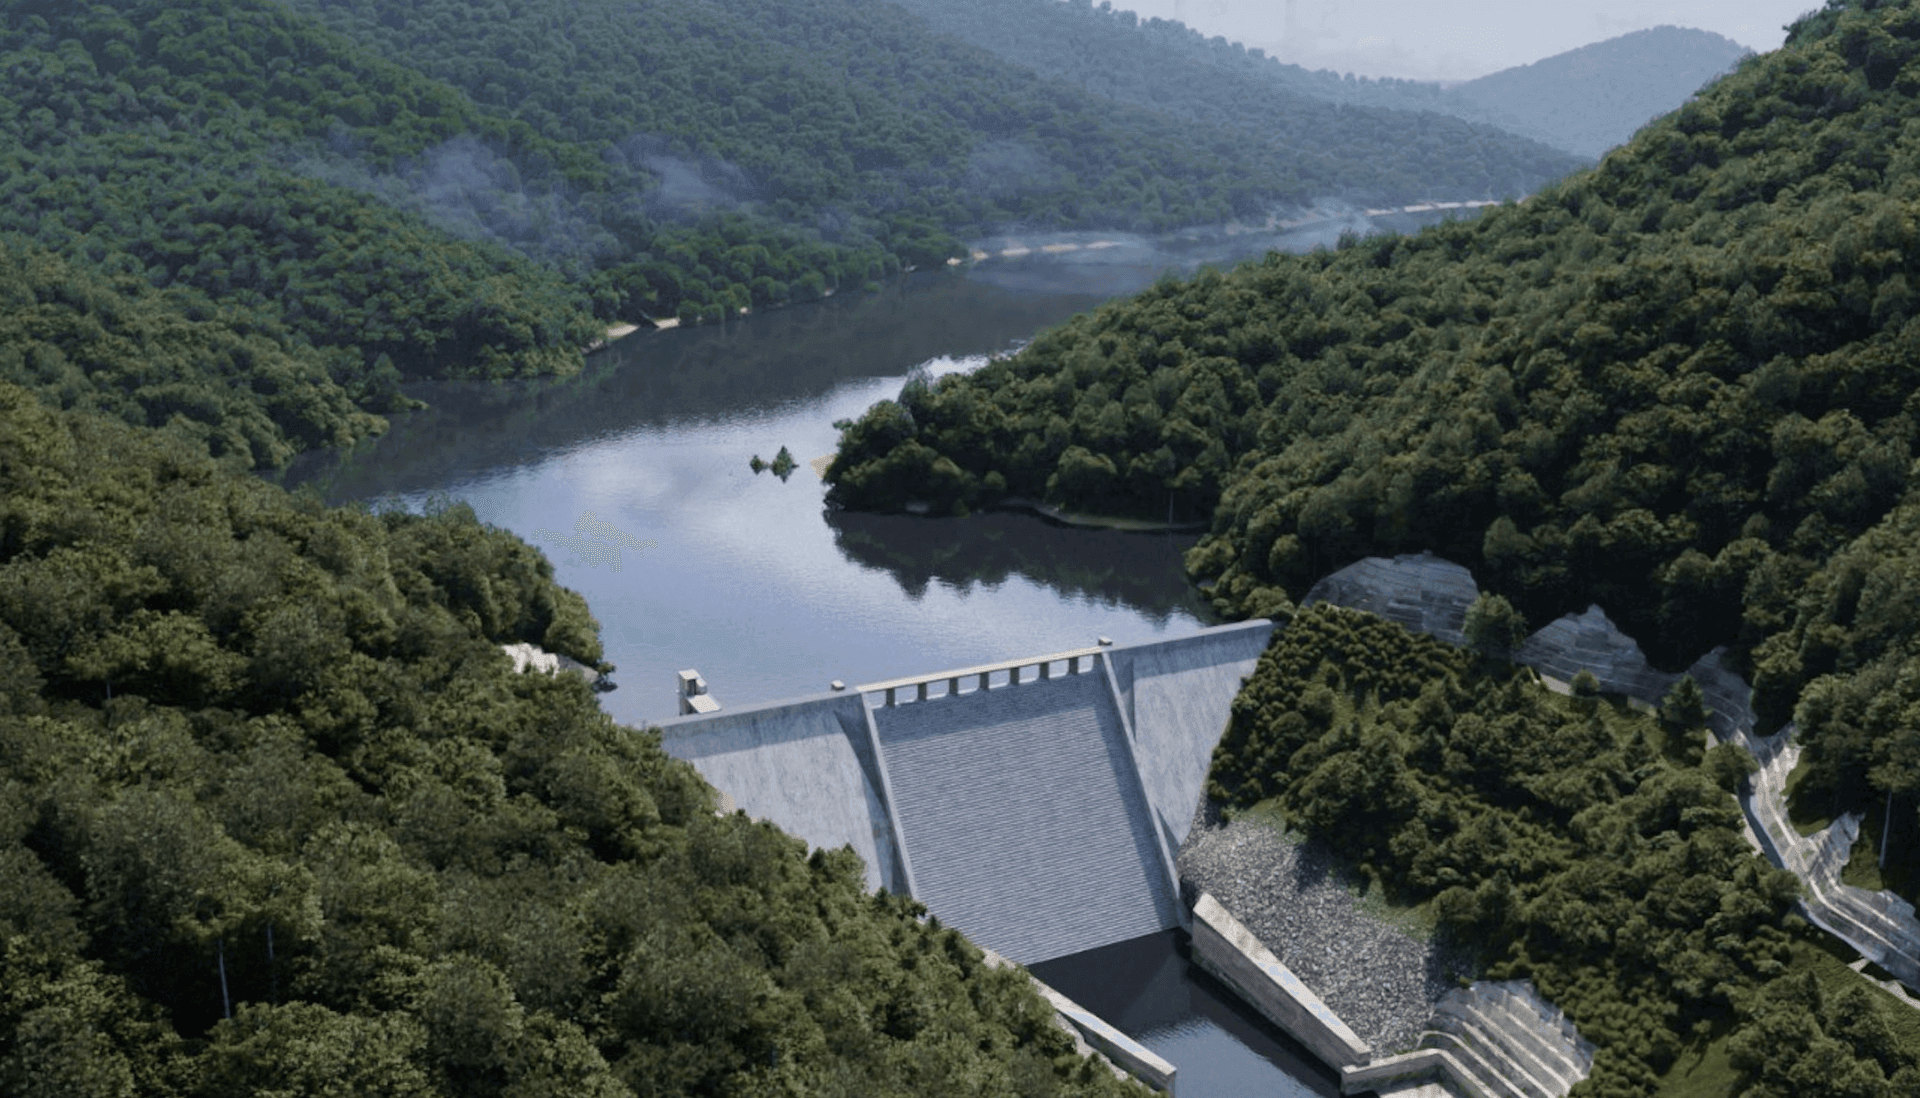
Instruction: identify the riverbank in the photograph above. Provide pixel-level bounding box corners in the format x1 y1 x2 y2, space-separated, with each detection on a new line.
992 495 1211 533
585 322 642 353
799 467 1208 532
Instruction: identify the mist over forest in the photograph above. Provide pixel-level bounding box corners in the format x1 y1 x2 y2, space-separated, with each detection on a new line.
7 1 1920 1096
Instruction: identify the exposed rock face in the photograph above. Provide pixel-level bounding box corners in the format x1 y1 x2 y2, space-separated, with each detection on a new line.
1515 604 1675 700
1301 552 1479 646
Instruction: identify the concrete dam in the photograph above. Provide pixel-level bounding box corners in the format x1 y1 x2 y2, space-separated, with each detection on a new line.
654 620 1275 965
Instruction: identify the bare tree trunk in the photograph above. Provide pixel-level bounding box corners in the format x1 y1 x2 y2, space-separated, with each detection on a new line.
267 922 277 1003
218 937 232 1021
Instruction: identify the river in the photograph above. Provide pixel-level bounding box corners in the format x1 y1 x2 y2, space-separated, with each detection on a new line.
268 210 1473 1096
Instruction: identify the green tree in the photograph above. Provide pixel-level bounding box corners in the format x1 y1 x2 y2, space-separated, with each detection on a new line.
1464 592 1529 661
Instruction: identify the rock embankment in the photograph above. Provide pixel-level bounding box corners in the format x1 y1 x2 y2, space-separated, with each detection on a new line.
1176 801 1475 1055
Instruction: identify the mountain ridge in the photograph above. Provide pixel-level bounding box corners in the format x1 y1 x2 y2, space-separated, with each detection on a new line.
1447 25 1755 158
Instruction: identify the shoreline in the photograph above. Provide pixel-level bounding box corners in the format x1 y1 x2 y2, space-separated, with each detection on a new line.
801 462 1209 532
991 495 1210 533
584 322 643 353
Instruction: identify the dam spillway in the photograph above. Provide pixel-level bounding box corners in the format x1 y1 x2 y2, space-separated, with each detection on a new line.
873 664 1178 963
654 620 1275 964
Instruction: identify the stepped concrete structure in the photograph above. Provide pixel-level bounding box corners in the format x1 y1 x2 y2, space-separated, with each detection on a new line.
649 550 1920 1092
1417 982 1596 1098
654 620 1275 965
1515 605 1676 700
871 666 1180 963
1189 889 1592 1098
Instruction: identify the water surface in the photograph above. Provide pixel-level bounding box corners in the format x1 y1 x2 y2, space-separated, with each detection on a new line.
1032 931 1345 1098
264 220 1470 1095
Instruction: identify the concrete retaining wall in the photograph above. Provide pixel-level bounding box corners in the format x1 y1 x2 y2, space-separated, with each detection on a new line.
1034 982 1179 1094
978 944 1177 1095
1741 724 1920 992
1188 892 1372 1070
1111 620 1276 852
1341 1048 1491 1098
657 691 908 894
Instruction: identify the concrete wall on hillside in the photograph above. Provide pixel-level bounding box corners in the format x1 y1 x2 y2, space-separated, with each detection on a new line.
1516 605 1676 699
1301 553 1478 644
1188 892 1372 1071
656 691 907 894
1110 620 1277 850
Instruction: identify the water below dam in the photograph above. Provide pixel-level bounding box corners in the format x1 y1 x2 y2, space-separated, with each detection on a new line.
1032 930 1342 1097
265 215 1478 1095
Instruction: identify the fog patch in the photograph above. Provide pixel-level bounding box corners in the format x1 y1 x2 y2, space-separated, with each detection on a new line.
965 138 1071 200
605 134 757 219
960 198 1505 296
290 134 628 275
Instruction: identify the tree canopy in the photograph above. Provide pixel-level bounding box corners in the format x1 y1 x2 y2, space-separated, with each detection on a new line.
827 0 1920 684
1 0 1604 471
826 5 1920 1089
0 382 1151 1096
1207 603 1913 1098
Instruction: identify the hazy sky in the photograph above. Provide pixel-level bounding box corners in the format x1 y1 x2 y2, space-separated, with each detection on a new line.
1112 0 1828 83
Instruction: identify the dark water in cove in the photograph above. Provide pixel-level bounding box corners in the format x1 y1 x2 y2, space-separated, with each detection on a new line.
268 216 1474 1096
1031 931 1343 1098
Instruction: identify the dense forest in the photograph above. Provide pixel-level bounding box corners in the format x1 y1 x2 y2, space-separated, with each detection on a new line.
0 0 1591 475
0 385 1151 1096
826 0 1920 747
881 0 1588 197
826 1 1920 1088
1207 603 1919 1098
10 0 1918 1092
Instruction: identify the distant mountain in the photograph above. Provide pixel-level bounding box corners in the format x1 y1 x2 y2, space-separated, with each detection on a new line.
1445 26 1754 159
882 0 1590 200
2 0 1591 473
898 5 1757 168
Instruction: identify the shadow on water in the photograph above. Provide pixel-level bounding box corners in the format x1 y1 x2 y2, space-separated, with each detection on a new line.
1030 930 1348 1098
825 509 1216 627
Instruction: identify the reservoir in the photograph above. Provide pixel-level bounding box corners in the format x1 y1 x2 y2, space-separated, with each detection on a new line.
267 216 1452 1096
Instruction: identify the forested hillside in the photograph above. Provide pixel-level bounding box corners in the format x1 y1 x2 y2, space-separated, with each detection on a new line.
1449 26 1752 159
825 0 1920 885
1205 603 1920 1097
0 385 1151 1096
891 2 1742 164
880 0 1589 200
822 4 1920 1091
2 3 606 383
0 235 387 471
0 0 1593 474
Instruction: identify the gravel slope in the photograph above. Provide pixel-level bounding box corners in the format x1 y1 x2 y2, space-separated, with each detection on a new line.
1175 798 1477 1054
